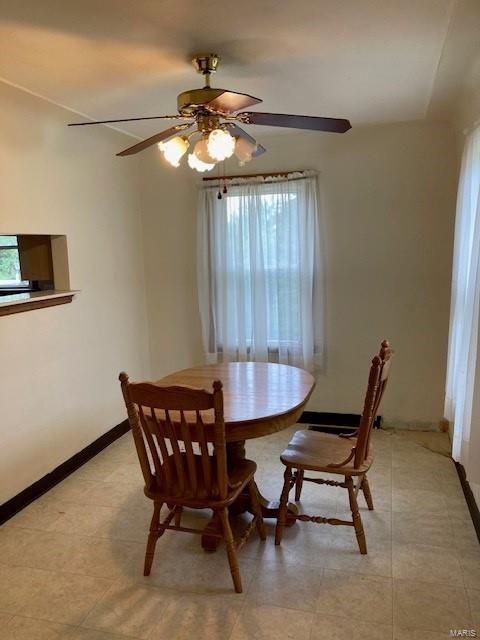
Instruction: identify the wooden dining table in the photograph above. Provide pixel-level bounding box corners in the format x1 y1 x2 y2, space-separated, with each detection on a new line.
158 361 316 551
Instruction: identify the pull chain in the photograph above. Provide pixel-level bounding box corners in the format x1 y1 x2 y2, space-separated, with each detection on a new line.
217 162 222 199
217 160 228 199
223 159 228 194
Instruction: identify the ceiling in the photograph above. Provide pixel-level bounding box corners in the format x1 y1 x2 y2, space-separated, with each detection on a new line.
0 0 476 139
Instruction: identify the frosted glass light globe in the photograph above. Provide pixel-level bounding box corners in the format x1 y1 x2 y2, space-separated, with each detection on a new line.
158 136 189 167
207 129 235 161
194 138 217 164
234 137 257 166
187 153 215 172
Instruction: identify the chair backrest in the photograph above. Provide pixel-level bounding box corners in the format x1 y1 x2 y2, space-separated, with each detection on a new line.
119 373 228 501
354 340 394 468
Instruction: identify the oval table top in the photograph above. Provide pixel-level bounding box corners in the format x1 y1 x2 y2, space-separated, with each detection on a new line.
158 361 315 442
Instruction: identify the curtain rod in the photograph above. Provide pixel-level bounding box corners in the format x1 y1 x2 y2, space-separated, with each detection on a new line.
202 171 306 181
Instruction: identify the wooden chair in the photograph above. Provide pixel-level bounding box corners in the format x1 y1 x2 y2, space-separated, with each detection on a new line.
119 373 266 593
275 341 394 553
293 340 391 503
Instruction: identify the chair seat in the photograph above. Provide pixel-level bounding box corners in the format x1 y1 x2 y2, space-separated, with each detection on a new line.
145 455 257 507
280 429 374 476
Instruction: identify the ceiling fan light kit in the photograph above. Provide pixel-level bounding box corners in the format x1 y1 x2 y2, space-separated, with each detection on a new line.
68 53 352 173
192 138 215 163
187 152 215 172
207 128 235 161
234 137 257 166
158 136 189 167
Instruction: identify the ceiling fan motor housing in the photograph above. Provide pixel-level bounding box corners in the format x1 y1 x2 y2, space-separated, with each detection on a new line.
177 87 231 117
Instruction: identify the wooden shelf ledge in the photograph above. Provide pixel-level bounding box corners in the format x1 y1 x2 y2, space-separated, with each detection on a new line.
0 290 78 317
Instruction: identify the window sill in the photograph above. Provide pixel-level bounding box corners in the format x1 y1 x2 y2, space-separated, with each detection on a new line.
0 290 78 317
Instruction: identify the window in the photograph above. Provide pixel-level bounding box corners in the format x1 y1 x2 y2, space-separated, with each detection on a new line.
0 235 30 289
222 190 302 345
197 172 323 371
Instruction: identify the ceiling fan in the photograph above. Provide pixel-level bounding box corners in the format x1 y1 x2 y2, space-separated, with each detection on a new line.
68 54 351 172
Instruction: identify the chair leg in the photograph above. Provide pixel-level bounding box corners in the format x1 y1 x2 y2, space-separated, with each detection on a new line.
144 501 163 576
275 466 293 546
294 469 304 501
247 480 266 541
346 476 367 554
174 506 183 526
361 475 374 510
218 508 242 593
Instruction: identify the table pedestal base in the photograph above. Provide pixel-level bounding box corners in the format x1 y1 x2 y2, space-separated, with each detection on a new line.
201 488 298 552
201 440 298 552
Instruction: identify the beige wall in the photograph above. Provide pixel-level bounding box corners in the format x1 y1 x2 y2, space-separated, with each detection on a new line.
0 82 149 504
140 121 458 427
254 123 457 426
139 153 204 378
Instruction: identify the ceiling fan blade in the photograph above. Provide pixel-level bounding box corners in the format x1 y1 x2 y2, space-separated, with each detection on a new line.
204 90 262 114
252 143 266 158
224 123 266 158
116 124 193 157
237 112 351 133
68 115 188 127
224 123 257 144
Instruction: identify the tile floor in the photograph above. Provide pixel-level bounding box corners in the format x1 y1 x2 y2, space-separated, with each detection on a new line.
0 426 479 639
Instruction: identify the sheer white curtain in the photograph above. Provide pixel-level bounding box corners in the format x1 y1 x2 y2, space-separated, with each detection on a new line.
445 124 480 465
197 172 323 371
